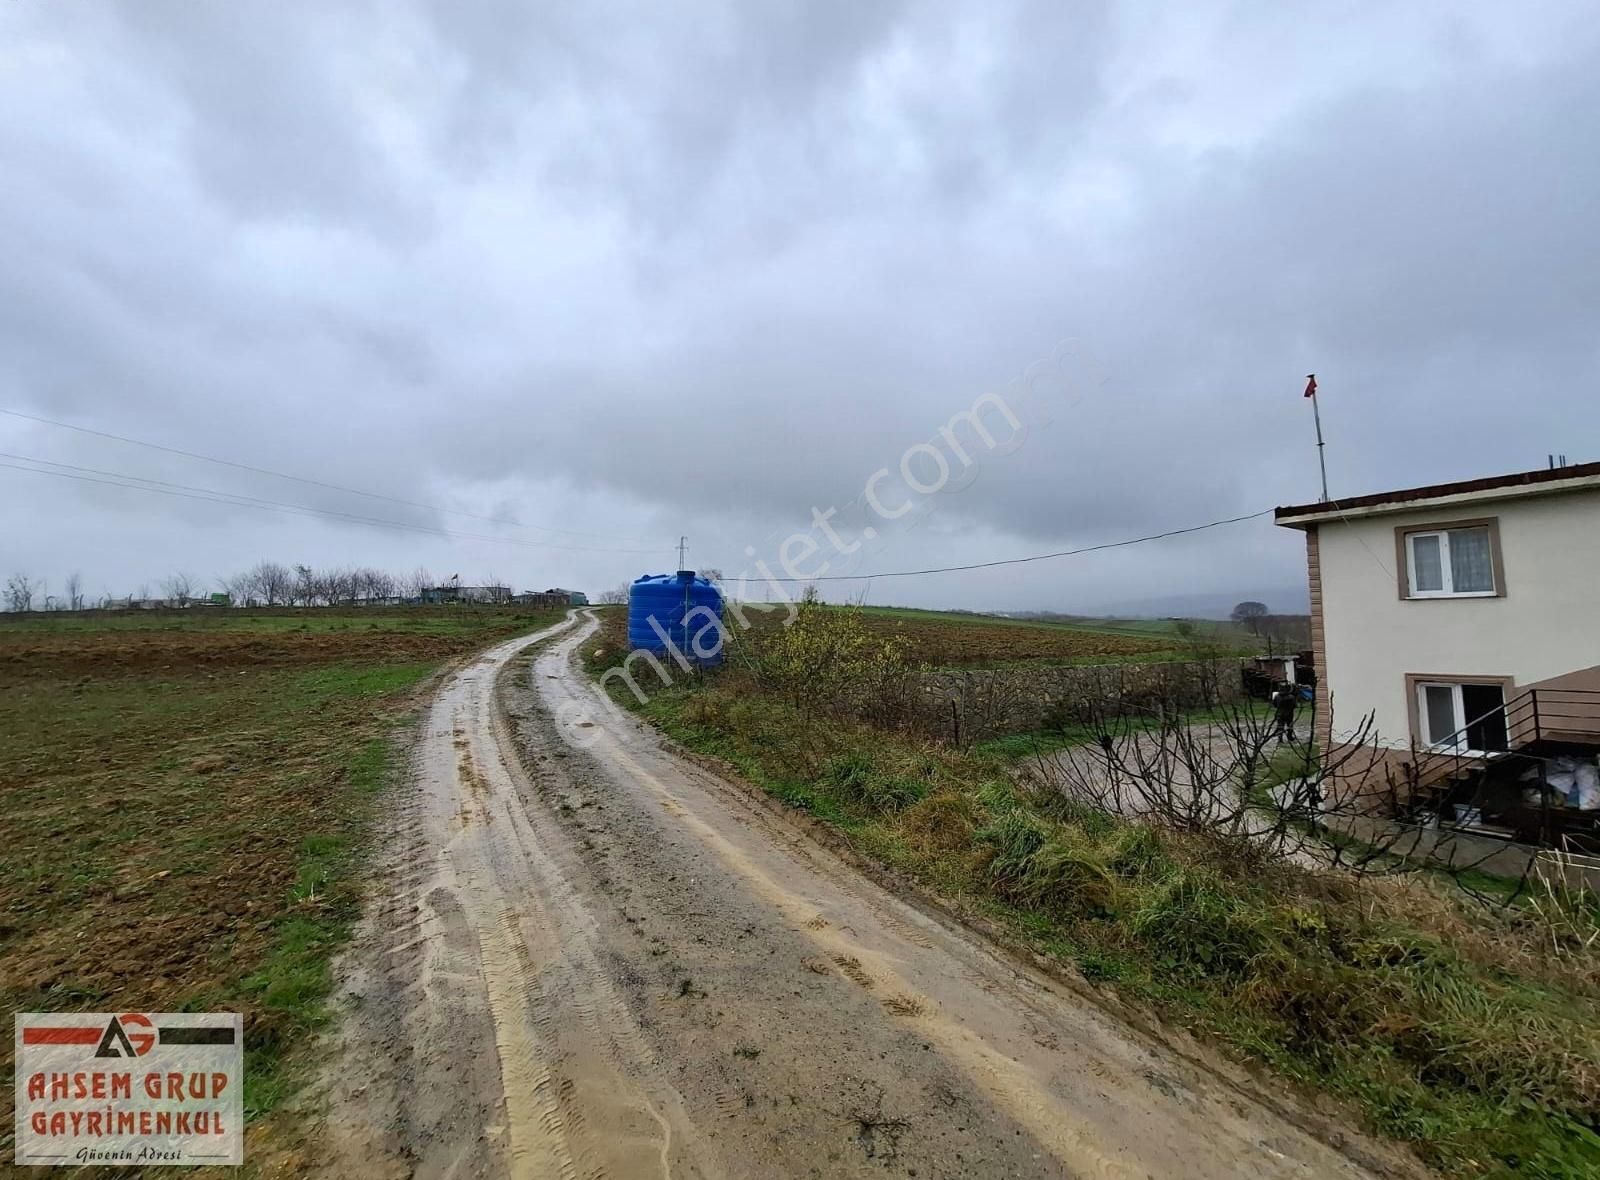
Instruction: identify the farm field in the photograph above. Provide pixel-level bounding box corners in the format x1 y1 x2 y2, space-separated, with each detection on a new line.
734 602 1256 666
1 608 538 676
0 606 564 1167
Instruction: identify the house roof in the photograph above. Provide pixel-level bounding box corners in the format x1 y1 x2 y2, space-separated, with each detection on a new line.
1275 461 1600 528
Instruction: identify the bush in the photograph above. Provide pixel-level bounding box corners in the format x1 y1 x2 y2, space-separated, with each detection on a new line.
680 692 728 729
1009 835 1117 915
977 778 1021 816
975 812 1118 915
1130 869 1267 980
823 751 927 814
978 809 1048 881
899 791 980 854
1023 783 1118 836
823 751 875 793
1106 824 1171 879
863 775 928 813
752 598 910 718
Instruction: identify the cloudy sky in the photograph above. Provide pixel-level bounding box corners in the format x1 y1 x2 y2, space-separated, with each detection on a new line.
2 1 1595 613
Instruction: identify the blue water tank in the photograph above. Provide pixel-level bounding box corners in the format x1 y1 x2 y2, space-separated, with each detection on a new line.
627 571 725 666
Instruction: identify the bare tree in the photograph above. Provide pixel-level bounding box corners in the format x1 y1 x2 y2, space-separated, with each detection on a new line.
317 566 356 605
5 573 38 612
220 570 254 607
63 572 85 611
247 561 292 606
1021 678 1525 888
404 566 433 599
162 571 196 607
362 567 397 600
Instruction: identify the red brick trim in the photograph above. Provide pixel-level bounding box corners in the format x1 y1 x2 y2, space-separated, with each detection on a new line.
1306 525 1332 756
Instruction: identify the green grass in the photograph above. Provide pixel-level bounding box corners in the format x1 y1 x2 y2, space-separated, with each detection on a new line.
0 604 546 635
851 604 1142 633
848 604 1246 638
233 734 398 1120
1 605 566 1166
853 604 1265 652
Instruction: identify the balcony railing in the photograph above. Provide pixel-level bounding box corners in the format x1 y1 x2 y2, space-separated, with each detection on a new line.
1408 687 1600 791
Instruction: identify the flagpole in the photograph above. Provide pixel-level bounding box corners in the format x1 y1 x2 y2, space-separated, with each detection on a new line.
1308 373 1329 502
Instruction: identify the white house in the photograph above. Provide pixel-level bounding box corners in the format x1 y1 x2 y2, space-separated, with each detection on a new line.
1275 462 1600 783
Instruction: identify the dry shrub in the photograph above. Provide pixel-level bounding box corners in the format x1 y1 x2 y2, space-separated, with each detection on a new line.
1359 874 1600 996
1528 855 1600 962
751 596 911 718
1229 874 1600 1138
1128 868 1267 979
1237 955 1371 1054
898 791 980 854
1012 837 1118 915
679 691 730 729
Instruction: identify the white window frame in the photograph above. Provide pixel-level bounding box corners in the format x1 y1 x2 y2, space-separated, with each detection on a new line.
1405 527 1496 599
1415 680 1505 754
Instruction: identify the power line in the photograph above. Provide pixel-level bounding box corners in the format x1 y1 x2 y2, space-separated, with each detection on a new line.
758 508 1277 581
0 454 656 555
0 406 654 544
0 453 661 554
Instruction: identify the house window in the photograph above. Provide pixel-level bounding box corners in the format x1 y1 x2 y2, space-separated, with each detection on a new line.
1404 525 1496 597
1415 681 1509 752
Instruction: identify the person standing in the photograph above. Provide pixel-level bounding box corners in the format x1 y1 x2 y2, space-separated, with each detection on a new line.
1270 681 1299 744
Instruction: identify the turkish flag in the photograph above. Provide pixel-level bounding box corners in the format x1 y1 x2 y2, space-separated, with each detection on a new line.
1303 374 1317 398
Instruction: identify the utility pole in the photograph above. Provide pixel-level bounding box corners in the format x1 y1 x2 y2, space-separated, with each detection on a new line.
677 535 688 572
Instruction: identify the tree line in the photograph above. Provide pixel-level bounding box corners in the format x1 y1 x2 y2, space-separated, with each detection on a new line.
2 563 509 611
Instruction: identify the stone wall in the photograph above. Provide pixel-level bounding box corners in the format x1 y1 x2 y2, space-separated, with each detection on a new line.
910 658 1251 744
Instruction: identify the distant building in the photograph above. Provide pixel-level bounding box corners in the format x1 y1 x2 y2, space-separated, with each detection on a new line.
511 590 573 609
420 584 511 605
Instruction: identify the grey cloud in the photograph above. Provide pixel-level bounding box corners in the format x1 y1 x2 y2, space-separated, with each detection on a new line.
106 1 432 235
1 1 1596 612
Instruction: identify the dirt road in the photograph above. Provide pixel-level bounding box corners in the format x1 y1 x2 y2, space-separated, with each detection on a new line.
320 612 1410 1179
